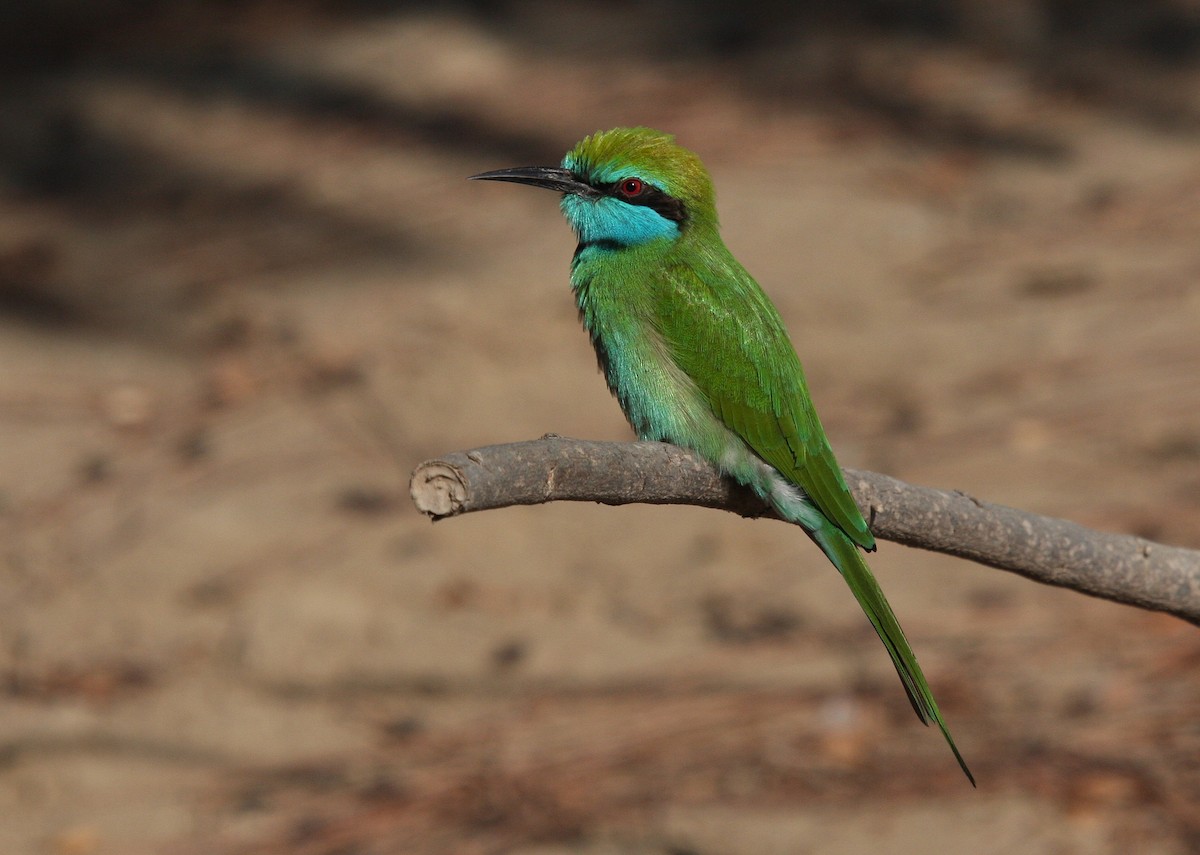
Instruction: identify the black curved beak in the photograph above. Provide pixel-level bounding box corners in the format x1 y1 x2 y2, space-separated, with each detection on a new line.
468 166 597 197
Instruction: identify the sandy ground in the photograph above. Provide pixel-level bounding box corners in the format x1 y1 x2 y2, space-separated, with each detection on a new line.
1 7 1199 854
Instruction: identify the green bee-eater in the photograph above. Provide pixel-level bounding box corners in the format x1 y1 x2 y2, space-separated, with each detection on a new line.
471 127 973 784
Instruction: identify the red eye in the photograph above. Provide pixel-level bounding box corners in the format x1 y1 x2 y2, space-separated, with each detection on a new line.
617 177 644 197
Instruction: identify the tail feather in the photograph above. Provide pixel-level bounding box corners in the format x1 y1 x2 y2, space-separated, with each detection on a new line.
810 523 976 786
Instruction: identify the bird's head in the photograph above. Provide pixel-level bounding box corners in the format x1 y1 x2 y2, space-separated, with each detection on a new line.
470 127 716 248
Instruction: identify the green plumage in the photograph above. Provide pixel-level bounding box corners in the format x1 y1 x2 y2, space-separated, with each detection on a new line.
655 258 876 552
472 126 974 785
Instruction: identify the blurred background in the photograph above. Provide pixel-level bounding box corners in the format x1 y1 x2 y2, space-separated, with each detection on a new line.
1 1 1199 853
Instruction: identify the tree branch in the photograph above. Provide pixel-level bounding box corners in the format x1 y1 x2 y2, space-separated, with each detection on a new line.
410 436 1200 626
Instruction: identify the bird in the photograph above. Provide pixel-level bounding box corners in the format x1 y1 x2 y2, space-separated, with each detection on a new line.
470 126 974 785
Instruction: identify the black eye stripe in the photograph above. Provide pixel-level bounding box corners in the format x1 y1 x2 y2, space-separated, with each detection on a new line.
595 180 687 223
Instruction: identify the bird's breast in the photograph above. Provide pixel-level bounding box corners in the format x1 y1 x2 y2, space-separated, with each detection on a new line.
571 262 732 457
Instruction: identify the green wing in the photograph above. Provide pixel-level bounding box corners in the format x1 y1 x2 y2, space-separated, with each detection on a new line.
654 257 976 784
656 258 875 551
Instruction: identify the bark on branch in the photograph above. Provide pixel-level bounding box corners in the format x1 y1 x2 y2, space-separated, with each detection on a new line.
410 436 1200 626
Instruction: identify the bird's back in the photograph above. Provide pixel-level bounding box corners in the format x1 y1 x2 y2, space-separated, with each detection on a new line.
573 232 875 552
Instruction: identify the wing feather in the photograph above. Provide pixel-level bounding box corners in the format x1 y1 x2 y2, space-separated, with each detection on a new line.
655 258 875 551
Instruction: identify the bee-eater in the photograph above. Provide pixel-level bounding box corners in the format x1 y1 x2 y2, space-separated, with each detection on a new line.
471 127 973 784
